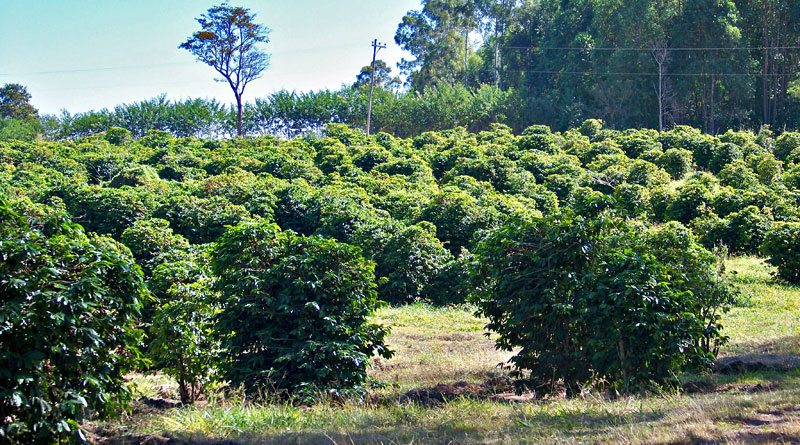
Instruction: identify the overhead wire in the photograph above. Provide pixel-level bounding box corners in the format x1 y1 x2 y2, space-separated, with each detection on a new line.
500 45 800 51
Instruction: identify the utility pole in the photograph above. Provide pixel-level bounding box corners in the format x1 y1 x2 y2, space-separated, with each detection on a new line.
366 39 386 135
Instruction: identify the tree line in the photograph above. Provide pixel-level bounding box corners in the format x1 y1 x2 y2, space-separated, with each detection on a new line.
3 0 800 144
395 0 800 133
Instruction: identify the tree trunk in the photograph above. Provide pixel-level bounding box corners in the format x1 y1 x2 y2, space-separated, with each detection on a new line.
464 30 469 88
494 17 499 87
710 73 716 135
762 8 770 126
236 94 243 137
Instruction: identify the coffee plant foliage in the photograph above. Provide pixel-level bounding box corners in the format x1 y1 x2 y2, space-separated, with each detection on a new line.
1 120 798 404
471 210 734 393
210 220 393 399
0 197 147 443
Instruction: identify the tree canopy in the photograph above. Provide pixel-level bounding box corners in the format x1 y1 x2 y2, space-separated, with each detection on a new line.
180 4 270 137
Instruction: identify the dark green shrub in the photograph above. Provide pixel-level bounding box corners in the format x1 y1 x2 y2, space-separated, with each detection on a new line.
149 278 219 404
154 195 251 244
420 187 500 254
108 165 160 188
517 125 557 153
690 211 726 250
83 152 129 183
472 212 732 393
104 127 132 145
518 151 582 183
774 132 800 161
718 129 756 148
0 199 147 443
626 159 670 188
761 222 800 284
544 174 580 204
120 218 190 277
752 152 782 185
649 187 674 222
658 126 715 170
211 220 392 399
577 119 604 141
353 146 392 171
658 148 693 179
718 160 759 190
613 183 651 218
197 170 278 219
375 222 453 304
666 182 714 224
709 142 742 174
273 180 321 235
572 187 615 217
58 184 154 238
720 206 773 255
579 140 624 164
616 131 660 159
140 129 172 148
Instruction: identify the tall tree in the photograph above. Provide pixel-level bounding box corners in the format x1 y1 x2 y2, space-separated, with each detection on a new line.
353 60 400 89
395 0 483 90
736 0 800 128
669 0 752 133
0 84 38 121
180 4 270 137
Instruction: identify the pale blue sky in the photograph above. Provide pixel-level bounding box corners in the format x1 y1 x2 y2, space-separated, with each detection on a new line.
0 0 421 115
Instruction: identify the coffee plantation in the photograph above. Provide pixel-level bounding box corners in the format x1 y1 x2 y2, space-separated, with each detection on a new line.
3 121 800 441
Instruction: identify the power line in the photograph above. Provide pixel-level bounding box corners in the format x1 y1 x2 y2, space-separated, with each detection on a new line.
500 45 800 51
502 69 793 77
0 62 196 77
0 43 371 77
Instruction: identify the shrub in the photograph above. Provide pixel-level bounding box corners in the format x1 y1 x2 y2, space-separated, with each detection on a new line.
753 152 782 185
353 146 392 171
211 220 392 399
472 211 732 394
579 140 624 164
140 129 172 148
149 278 219 404
666 182 714 224
718 160 759 190
709 142 742 174
658 148 693 179
420 188 500 254
774 132 800 161
375 222 453 304
104 127 132 145
613 183 651 218
577 119 604 141
58 184 154 238
108 165 161 188
154 194 251 244
720 206 772 255
616 132 660 159
626 159 670 188
659 126 715 169
761 222 800 284
517 125 558 153
0 199 147 443
120 218 190 277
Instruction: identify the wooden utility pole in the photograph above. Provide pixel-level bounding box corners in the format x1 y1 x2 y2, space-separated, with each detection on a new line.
366 39 386 135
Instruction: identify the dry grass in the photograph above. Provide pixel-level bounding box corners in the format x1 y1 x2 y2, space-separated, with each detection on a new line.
95 257 800 444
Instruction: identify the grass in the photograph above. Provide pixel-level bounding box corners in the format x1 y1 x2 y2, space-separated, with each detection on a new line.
723 256 800 356
96 256 800 444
